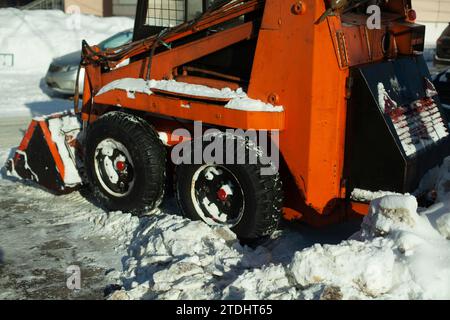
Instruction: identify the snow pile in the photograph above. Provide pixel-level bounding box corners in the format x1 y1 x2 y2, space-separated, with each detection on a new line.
437 213 450 239
435 157 450 202
102 174 450 300
89 211 140 251
231 194 450 300
97 78 284 113
288 239 396 298
351 188 403 202
97 78 154 98
96 78 247 100
0 9 134 72
224 97 283 113
109 212 273 300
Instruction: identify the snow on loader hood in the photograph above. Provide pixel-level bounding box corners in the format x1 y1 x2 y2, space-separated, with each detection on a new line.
96 78 285 113
91 158 450 300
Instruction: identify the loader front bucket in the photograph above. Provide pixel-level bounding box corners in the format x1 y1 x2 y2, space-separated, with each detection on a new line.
345 56 450 197
6 112 83 194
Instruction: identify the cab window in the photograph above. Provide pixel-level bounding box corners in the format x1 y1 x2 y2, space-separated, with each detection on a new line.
145 0 213 27
146 0 187 27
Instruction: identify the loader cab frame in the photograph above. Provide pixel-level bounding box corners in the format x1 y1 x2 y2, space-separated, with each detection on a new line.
133 0 211 41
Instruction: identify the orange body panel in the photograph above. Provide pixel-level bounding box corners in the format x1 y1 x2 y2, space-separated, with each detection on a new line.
93 89 285 130
247 0 349 221
81 0 421 226
38 121 66 180
17 119 66 183
18 121 38 151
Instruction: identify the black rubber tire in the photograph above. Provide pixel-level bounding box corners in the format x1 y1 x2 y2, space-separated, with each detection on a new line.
84 112 166 215
175 133 283 240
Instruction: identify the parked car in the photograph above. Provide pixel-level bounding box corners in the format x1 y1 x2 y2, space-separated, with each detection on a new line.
433 69 450 121
435 23 450 65
45 29 133 95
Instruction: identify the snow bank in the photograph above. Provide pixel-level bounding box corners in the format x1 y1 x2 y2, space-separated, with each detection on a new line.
288 194 450 299
97 78 284 113
351 188 403 202
436 157 450 201
89 211 140 251
97 78 153 98
100 160 450 300
437 213 450 239
109 212 269 300
289 239 396 298
0 9 134 72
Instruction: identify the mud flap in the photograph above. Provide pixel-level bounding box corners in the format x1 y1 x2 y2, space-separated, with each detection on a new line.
345 56 450 195
7 112 83 194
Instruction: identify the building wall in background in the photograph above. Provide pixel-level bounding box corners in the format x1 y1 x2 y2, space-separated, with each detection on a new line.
112 0 137 18
64 0 112 17
415 0 450 23
415 0 450 46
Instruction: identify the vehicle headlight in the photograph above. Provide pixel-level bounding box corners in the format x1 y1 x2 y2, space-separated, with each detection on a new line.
65 65 79 72
49 64 63 73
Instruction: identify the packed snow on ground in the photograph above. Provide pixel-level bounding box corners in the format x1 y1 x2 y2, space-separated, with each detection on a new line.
0 69 73 119
97 78 285 113
0 148 133 299
92 159 450 301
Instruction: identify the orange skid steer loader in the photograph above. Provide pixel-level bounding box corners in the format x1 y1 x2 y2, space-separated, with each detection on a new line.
8 0 450 240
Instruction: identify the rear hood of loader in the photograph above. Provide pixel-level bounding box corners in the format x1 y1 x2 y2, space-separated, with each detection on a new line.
345 56 450 196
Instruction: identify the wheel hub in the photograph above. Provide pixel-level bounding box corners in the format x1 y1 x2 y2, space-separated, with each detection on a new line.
94 139 135 198
217 188 228 201
191 165 245 228
115 160 126 172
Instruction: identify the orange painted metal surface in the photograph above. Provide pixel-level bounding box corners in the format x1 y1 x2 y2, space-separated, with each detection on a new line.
174 75 241 91
38 121 66 181
148 88 231 103
94 89 285 130
79 0 419 226
17 118 66 183
18 121 38 152
350 202 370 216
246 0 349 222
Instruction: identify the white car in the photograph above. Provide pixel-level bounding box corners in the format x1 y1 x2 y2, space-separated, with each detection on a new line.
45 29 133 95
